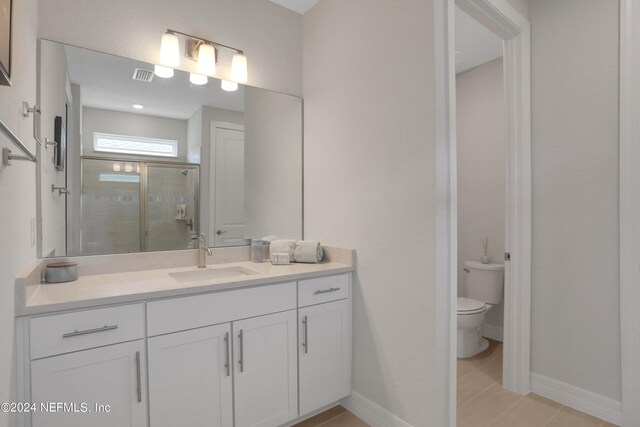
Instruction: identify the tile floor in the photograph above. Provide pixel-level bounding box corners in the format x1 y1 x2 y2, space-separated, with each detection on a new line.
457 339 617 427
293 339 618 427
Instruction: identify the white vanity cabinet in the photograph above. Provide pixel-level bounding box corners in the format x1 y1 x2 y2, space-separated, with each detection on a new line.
297 275 352 416
20 273 352 427
147 324 233 427
233 310 298 427
28 304 147 427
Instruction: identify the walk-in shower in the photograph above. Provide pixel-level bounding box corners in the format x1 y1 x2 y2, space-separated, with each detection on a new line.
78 157 199 256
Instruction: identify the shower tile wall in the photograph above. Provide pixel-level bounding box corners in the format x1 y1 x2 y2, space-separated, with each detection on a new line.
146 166 198 252
81 159 141 255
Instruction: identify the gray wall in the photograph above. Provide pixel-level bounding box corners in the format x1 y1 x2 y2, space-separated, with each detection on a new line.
456 58 506 333
304 1 438 426
38 0 303 96
531 0 621 400
0 0 38 425
82 107 189 161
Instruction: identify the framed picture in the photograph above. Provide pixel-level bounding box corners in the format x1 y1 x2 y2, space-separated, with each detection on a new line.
54 115 66 172
0 0 11 86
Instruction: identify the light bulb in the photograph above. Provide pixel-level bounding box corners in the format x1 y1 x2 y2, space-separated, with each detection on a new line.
125 163 133 173
230 53 248 83
113 163 121 172
154 64 174 78
190 73 208 85
197 43 216 76
160 32 180 67
221 80 238 92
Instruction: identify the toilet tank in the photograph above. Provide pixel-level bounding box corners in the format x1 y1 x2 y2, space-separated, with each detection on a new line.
464 261 504 304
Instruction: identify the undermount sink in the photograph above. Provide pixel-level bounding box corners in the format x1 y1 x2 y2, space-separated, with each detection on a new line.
168 266 259 283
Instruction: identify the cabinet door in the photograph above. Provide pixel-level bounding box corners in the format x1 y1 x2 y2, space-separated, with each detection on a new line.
299 299 351 416
233 310 298 427
147 324 233 427
31 340 147 427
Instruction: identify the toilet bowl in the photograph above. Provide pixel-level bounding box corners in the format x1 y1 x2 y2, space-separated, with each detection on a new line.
457 297 491 358
457 261 504 359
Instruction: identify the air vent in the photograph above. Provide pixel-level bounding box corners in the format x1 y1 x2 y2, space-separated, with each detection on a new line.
132 68 154 83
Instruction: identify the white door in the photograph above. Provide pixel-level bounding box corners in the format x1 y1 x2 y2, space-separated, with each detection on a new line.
233 310 298 427
147 324 233 427
30 340 147 427
211 124 246 246
299 299 352 415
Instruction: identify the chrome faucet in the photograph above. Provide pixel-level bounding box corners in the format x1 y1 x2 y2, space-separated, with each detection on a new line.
190 233 212 268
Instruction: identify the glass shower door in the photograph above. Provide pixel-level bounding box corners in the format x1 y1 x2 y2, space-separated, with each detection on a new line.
81 159 141 255
145 164 199 252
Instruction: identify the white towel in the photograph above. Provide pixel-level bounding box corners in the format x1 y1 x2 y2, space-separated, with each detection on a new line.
293 240 323 263
270 239 296 259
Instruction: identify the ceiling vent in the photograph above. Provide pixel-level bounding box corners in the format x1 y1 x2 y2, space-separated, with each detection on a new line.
132 68 154 83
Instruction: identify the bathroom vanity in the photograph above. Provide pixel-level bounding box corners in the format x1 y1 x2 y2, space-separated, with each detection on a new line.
14 248 354 427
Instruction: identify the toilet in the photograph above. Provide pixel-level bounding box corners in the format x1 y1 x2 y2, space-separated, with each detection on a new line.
457 260 504 358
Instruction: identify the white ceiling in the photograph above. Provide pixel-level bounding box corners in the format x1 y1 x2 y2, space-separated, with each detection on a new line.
455 6 503 74
269 0 319 15
64 45 245 120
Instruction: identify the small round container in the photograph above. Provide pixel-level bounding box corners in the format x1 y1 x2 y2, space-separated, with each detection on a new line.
45 261 79 284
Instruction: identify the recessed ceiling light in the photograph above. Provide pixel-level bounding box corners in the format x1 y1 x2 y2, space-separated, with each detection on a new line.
132 104 144 109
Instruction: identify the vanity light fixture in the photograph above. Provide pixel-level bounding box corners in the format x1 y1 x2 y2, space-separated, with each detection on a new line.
221 80 238 92
189 73 208 86
159 32 180 67
154 64 174 78
157 29 247 84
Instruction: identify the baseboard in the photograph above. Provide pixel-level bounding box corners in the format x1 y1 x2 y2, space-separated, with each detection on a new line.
531 373 622 426
341 391 413 427
482 324 503 342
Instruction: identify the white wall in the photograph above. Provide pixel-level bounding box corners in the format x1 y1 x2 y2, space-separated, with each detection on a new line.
304 1 438 426
0 0 38 426
456 58 505 332
244 86 302 240
38 0 303 96
531 0 621 400
38 40 71 257
82 107 189 161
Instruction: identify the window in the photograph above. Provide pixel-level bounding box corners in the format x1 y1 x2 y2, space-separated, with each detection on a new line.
93 133 178 158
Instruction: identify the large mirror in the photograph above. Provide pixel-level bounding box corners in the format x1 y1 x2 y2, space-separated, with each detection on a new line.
37 39 302 257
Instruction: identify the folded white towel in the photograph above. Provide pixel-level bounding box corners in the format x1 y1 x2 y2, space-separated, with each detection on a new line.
293 240 323 263
270 239 296 259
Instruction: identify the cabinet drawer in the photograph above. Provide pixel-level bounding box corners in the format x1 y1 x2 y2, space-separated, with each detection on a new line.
147 282 297 336
30 304 144 360
298 274 350 307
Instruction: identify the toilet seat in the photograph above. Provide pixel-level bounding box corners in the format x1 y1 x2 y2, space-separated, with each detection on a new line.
457 297 486 315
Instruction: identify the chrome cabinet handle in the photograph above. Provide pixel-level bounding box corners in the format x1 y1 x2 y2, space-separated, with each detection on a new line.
135 351 142 403
302 316 308 354
313 287 341 295
238 329 244 373
216 229 226 235
224 332 230 377
62 324 118 338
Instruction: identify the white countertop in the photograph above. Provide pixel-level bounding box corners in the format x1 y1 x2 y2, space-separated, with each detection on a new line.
16 249 354 316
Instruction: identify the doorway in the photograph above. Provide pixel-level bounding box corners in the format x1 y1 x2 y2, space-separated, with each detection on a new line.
434 0 532 425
